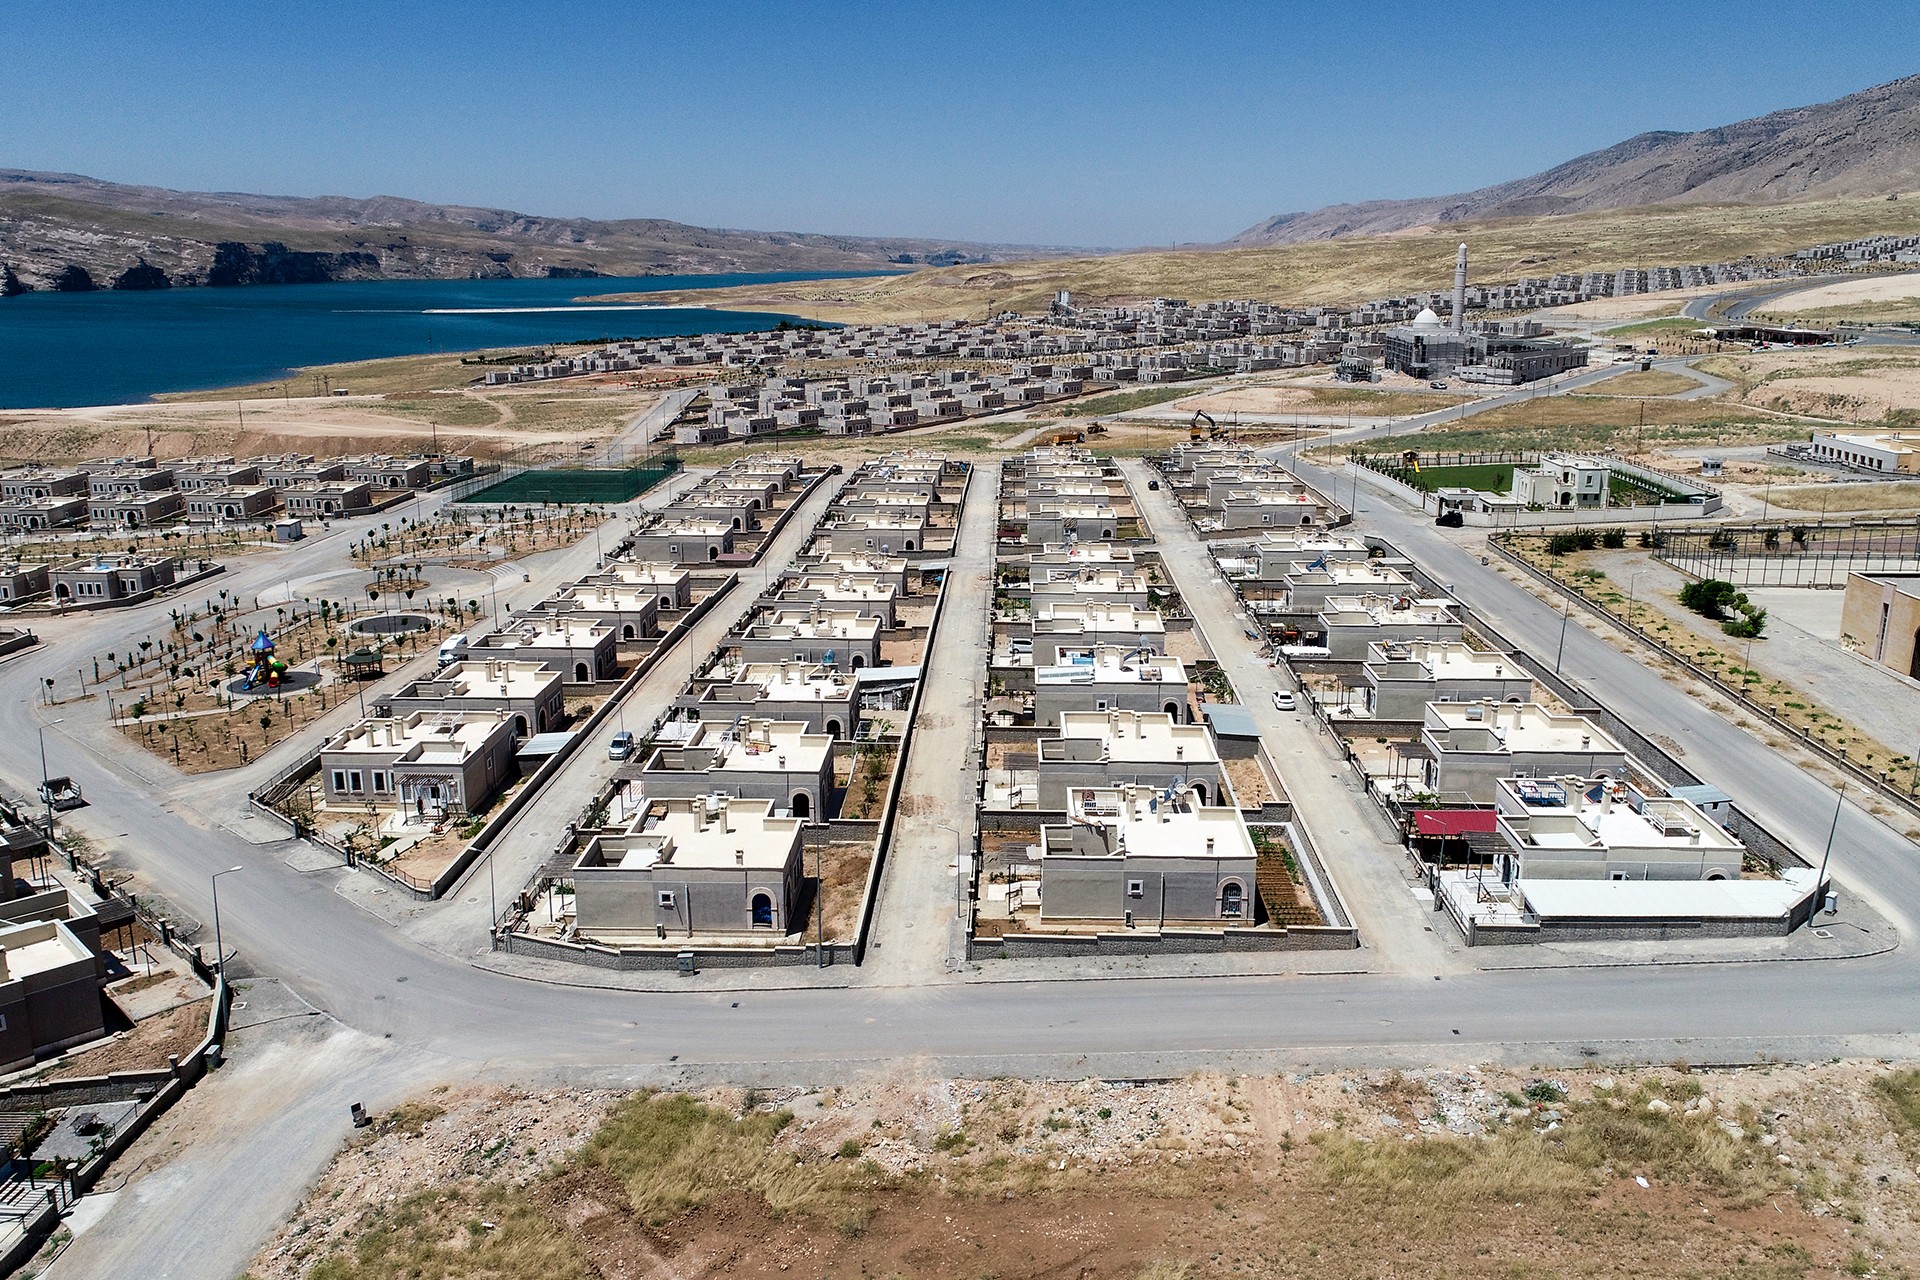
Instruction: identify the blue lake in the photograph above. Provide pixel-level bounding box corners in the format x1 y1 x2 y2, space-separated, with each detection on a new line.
0 272 868 409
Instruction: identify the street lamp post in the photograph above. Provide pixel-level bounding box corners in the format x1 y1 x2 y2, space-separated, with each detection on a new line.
210 865 244 983
1553 598 1573 672
1816 785 1845 906
36 720 64 837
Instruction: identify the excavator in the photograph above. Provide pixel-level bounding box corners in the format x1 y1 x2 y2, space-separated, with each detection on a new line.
1188 409 1227 443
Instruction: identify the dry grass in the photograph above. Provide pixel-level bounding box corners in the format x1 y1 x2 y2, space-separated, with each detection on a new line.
588 196 1920 323
1597 369 1705 396
1768 483 1920 514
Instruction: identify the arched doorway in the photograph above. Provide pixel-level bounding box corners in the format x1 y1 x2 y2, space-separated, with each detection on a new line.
573 661 590 682
750 892 774 928
731 517 742 531
1163 701 1181 722
849 655 864 670
1190 781 1209 805
790 792 811 820
54 583 70 600
622 624 637 641
513 714 529 738
1220 881 1245 918
825 719 843 739
707 546 720 560
903 540 916 551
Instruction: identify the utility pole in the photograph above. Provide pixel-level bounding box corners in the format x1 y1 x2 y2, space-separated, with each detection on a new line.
1816 784 1844 904
1554 597 1572 672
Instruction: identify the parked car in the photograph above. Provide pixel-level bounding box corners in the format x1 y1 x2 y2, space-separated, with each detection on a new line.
1272 690 1296 711
1429 380 1448 390
608 730 635 761
1147 479 1160 490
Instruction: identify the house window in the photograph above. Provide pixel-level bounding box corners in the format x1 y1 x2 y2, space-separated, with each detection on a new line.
331 770 347 792
657 890 677 909
1126 879 1145 898
371 771 388 792
348 770 364 793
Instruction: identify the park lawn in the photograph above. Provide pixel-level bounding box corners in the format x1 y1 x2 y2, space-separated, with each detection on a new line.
1402 462 1515 493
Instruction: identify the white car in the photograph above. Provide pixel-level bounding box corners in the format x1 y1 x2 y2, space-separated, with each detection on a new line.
1272 690 1296 711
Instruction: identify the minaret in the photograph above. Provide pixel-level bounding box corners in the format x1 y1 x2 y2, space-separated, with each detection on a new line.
1452 243 1469 334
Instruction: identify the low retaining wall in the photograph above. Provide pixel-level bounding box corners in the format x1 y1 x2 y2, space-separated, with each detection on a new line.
496 930 857 969
968 923 1356 960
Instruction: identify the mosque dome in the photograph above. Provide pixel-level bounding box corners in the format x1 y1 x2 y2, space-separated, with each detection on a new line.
1411 306 1443 327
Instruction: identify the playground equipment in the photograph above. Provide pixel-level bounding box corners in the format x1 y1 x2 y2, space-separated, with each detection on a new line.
242 629 289 691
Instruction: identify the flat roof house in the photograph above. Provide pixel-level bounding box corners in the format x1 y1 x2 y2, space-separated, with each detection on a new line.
639 718 834 822
1491 775 1746 883
374 658 564 739
282 481 374 517
1420 702 1629 803
1317 594 1463 660
628 518 736 565
692 661 859 738
0 563 51 603
732 606 883 671
472 616 618 684
1030 567 1151 611
184 485 279 523
343 455 433 491
590 562 694 612
1025 501 1115 547
525 582 663 642
49 554 177 606
89 490 184 529
777 573 899 627
255 456 347 489
319 709 518 823
1032 643 1189 727
1029 603 1167 664
0 918 108 1073
1038 783 1258 925
571 795 806 940
1283 559 1416 615
1247 533 1371 580
820 512 929 554
1034 710 1227 810
0 496 90 530
1362 640 1533 720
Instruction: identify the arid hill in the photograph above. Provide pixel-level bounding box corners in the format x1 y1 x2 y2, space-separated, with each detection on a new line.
1233 74 1920 246
0 169 1084 293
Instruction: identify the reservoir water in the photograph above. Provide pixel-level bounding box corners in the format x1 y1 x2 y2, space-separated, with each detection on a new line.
0 271 866 409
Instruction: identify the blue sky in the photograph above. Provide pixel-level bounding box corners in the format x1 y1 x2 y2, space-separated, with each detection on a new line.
6 1 1916 246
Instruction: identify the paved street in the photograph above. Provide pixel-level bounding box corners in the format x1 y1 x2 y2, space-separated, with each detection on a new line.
862 464 998 982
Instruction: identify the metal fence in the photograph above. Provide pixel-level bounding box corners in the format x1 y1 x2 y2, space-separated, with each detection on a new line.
1656 516 1920 587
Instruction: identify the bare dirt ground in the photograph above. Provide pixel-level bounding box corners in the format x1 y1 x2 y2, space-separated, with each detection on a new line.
1698 349 1920 423
1761 274 1920 316
44 997 211 1080
245 1061 1920 1280
0 378 664 465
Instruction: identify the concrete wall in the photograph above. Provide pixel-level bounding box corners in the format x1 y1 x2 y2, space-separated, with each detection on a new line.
1040 853 1255 924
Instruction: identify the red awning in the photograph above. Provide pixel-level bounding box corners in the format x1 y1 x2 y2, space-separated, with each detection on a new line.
1413 808 1497 837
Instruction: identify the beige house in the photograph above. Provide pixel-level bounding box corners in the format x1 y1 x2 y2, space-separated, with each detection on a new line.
572 796 806 939
319 710 519 823
1842 572 1920 680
